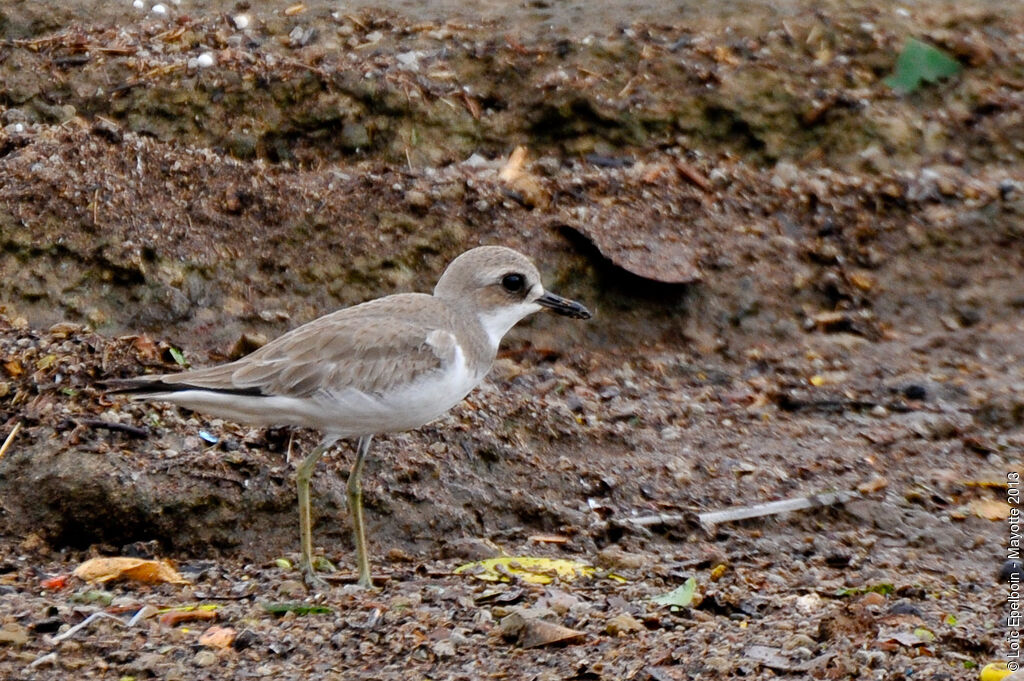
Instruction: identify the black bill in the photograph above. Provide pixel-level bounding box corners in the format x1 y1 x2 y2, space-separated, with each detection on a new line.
537 291 593 319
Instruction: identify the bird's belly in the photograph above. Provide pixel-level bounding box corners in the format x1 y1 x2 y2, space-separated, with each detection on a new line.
315 363 486 436
146 352 489 437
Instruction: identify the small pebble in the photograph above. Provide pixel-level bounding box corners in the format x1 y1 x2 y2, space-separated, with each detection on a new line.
605 613 644 635
277 579 306 598
232 628 259 651
233 14 250 29
859 591 886 607
999 558 1023 583
196 52 215 68
431 639 455 658
151 3 167 15
193 649 218 667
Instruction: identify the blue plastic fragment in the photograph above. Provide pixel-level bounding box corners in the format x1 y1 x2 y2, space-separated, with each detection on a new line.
198 430 219 444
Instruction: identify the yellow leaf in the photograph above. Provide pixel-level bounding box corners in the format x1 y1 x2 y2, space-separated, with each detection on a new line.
970 499 1011 521
454 556 609 584
73 557 189 585
962 479 1011 490
157 604 219 614
979 662 1012 681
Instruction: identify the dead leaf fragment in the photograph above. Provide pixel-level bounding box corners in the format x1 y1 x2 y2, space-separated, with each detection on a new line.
73 557 189 585
198 625 237 649
879 629 929 648
746 645 834 673
970 498 1011 521
159 609 217 627
498 146 550 208
0 623 28 646
499 612 585 648
3 360 23 377
857 475 888 495
453 556 601 584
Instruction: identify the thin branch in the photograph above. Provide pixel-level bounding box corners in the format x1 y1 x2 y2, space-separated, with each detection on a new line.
697 490 860 528
0 422 22 460
49 612 124 644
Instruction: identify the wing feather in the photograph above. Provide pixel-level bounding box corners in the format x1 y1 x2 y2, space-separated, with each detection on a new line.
119 294 465 399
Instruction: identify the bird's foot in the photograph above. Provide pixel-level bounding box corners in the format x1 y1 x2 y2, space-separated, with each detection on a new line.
301 567 330 592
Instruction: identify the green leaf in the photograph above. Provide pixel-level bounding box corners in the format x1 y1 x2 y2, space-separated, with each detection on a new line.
884 38 962 94
261 602 333 616
944 613 958 626
652 577 697 608
914 627 936 642
169 347 187 367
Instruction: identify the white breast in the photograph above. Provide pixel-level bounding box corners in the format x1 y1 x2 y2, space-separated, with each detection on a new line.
308 339 485 436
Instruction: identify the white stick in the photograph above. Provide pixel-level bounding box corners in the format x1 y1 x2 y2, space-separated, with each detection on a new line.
0 422 21 460
49 612 124 644
698 490 860 528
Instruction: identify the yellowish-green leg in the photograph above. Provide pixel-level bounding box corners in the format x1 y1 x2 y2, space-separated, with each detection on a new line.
296 442 329 590
347 435 374 588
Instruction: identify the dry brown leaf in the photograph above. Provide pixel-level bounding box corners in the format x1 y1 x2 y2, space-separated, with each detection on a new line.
969 499 1011 521
159 610 216 627
130 335 161 361
73 557 189 585
198 625 237 649
857 476 888 495
499 612 586 648
498 146 550 208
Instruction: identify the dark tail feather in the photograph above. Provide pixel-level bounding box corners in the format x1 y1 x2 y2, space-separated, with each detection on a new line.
103 377 264 397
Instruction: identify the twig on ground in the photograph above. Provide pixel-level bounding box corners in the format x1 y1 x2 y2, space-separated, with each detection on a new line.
49 612 124 644
0 422 21 460
697 490 860 529
623 512 687 528
26 652 58 669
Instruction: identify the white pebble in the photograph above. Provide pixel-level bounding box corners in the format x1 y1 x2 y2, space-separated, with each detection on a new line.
151 3 167 15
132 0 144 8
196 52 215 68
233 14 250 29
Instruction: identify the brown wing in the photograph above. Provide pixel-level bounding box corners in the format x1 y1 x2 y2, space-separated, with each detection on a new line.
118 294 462 398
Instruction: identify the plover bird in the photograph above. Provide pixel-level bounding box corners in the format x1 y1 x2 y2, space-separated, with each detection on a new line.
111 246 591 588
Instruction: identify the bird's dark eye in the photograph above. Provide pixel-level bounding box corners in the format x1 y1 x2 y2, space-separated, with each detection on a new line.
501 273 526 293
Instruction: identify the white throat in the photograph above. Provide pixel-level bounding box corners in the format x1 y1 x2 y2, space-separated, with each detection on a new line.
477 301 542 349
